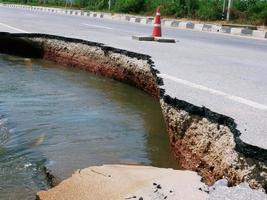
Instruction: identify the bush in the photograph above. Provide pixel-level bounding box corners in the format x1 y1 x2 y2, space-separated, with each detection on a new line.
144 0 198 18
197 0 222 20
230 8 247 21
85 0 109 10
114 0 145 13
260 9 267 25
248 0 267 25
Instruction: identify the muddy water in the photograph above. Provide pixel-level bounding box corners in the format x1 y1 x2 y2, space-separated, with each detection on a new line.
0 54 177 200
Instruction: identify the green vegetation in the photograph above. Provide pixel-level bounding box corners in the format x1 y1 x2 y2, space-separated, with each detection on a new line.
1 0 267 25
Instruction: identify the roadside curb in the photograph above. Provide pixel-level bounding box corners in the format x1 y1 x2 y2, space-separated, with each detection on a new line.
1 3 266 40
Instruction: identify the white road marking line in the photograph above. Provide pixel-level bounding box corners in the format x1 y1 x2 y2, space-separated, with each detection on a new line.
81 23 114 30
81 23 140 34
160 73 267 111
0 22 29 33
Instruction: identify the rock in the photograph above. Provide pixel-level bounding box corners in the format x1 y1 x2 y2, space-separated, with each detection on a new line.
208 181 267 200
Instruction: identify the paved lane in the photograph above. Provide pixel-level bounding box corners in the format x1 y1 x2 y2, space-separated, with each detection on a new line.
0 6 267 150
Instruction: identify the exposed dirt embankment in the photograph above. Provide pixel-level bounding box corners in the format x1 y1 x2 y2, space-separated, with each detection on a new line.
0 32 266 191
161 98 266 189
1 32 160 97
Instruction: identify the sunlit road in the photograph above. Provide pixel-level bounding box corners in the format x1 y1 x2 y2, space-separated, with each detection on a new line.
0 6 267 150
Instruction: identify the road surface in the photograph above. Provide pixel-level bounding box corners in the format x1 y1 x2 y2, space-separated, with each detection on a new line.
0 6 266 151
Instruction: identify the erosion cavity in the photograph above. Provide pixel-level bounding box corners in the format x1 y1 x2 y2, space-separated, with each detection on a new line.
0 54 177 200
0 32 266 191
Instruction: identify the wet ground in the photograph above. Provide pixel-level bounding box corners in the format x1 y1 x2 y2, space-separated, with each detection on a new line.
0 54 177 200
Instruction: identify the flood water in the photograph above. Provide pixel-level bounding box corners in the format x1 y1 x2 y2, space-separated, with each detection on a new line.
0 54 177 199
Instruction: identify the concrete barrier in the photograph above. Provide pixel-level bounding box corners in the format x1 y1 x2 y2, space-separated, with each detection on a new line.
163 20 173 27
135 17 141 23
140 18 148 24
90 13 97 17
179 22 187 29
103 13 112 19
111 15 121 20
130 17 137 23
98 13 104 18
194 24 204 31
186 22 195 29
202 24 212 31
147 18 153 24
220 27 231 34
171 21 180 27
211 25 221 32
60 9 65 14
241 29 253 36
257 32 267 38
125 16 131 21
231 28 242 35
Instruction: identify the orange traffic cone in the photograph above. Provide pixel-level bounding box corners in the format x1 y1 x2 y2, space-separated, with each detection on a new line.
152 7 162 37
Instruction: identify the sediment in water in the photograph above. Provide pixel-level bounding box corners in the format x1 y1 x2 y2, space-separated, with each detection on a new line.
0 32 266 191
